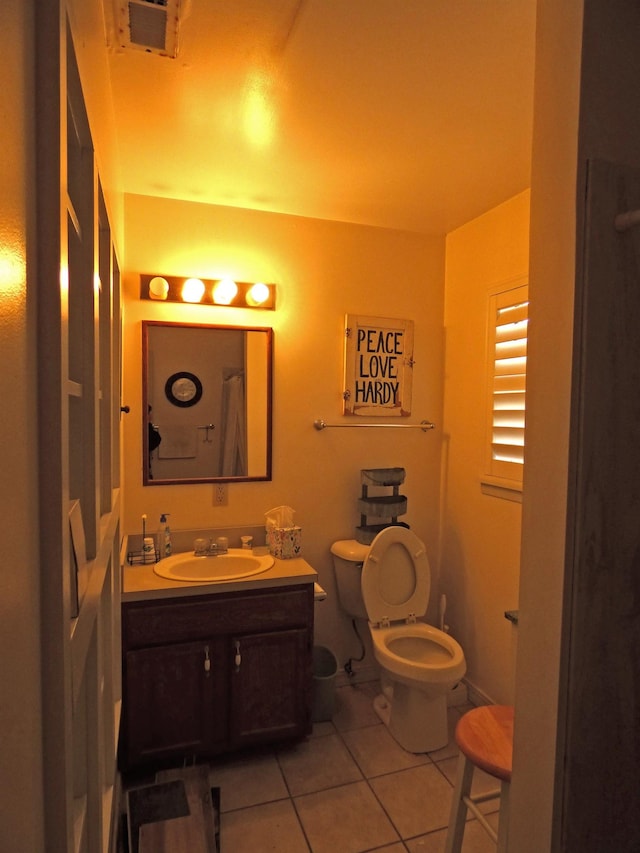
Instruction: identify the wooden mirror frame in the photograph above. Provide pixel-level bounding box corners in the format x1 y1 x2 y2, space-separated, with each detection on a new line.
142 320 273 485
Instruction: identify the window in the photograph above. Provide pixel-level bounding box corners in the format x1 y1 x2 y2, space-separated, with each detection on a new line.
482 282 529 500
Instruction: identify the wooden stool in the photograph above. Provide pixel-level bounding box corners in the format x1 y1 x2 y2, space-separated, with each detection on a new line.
444 705 514 853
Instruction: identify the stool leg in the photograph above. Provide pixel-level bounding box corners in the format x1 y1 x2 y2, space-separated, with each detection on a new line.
496 780 510 853
444 752 474 853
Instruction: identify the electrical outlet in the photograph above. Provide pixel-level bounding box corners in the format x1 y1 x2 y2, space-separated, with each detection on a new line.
214 483 228 506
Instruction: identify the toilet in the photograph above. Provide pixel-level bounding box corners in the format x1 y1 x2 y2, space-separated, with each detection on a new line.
331 526 466 753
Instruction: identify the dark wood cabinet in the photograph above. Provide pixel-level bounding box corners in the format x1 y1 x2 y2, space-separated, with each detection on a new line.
229 628 311 748
121 584 313 769
125 638 227 763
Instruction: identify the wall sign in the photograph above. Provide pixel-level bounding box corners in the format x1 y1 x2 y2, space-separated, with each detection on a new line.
343 314 414 416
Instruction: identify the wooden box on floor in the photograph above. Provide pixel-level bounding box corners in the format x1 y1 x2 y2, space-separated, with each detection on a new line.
127 766 220 853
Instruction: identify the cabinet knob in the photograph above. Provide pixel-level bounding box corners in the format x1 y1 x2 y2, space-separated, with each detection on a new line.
204 645 211 675
234 640 241 671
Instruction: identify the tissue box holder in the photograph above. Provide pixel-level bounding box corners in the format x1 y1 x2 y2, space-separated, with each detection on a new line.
267 526 302 559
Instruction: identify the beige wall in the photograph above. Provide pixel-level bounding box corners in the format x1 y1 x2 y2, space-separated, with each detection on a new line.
121 194 445 665
441 190 530 705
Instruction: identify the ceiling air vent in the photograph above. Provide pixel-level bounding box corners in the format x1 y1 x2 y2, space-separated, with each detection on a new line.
114 0 183 58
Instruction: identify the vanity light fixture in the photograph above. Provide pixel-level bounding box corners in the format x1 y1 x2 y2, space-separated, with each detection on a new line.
139 274 276 310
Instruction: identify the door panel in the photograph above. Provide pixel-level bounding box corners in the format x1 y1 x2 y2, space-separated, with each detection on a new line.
560 158 640 850
229 629 312 747
124 639 225 763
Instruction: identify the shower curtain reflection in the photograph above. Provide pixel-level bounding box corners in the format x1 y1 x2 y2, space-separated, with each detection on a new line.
220 372 247 476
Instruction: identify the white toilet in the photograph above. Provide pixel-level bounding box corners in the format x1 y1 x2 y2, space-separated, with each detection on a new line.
331 526 466 752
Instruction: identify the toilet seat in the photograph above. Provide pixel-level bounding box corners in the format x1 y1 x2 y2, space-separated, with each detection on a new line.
362 526 430 626
371 622 466 686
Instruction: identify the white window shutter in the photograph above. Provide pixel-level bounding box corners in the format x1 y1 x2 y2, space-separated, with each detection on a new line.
485 284 528 485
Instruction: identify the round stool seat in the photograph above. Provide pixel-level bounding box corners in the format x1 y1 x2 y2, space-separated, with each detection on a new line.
455 704 513 782
445 705 514 853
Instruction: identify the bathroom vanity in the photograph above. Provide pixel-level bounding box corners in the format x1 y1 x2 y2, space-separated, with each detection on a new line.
120 555 316 769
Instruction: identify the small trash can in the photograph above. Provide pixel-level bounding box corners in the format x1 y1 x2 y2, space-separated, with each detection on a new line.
311 645 338 722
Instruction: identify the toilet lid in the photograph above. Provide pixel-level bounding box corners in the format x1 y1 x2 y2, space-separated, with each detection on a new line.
361 526 430 624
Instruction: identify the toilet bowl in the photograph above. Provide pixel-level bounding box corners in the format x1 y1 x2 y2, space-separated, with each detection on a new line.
331 526 466 753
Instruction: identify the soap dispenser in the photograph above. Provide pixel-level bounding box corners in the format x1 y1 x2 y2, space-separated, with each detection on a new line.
159 513 172 558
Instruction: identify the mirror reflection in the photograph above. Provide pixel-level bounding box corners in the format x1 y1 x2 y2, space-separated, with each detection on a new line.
143 321 272 485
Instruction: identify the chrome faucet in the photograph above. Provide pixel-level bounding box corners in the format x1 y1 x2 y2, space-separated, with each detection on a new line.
194 537 228 557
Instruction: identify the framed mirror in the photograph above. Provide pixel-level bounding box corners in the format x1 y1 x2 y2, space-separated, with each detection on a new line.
143 321 273 485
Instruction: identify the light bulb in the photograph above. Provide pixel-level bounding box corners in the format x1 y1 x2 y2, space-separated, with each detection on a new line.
246 282 270 306
148 276 169 300
181 278 205 302
212 277 238 305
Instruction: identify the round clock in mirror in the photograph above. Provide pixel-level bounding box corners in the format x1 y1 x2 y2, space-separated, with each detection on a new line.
164 371 203 407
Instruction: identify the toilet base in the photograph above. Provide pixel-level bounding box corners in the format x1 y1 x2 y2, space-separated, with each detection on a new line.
372 681 449 753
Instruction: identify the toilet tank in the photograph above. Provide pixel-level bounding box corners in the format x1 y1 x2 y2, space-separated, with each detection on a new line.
330 539 370 620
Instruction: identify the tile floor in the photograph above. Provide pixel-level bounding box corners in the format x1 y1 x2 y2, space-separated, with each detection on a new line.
204 681 500 853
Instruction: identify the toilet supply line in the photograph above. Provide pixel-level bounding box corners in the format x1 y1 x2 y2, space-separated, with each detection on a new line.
344 618 366 678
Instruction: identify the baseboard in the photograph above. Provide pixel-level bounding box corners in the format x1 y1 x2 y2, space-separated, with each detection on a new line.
463 677 496 708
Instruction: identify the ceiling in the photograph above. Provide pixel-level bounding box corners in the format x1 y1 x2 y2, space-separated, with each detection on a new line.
105 0 537 235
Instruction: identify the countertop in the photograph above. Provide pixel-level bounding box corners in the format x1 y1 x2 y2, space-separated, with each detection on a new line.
122 553 318 603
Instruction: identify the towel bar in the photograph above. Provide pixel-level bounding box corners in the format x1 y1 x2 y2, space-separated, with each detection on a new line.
314 418 435 431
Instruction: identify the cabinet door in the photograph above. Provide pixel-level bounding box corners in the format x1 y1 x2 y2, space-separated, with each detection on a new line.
123 639 226 766
229 628 312 748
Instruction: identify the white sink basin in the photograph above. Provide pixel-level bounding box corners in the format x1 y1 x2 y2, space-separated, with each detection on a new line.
153 548 274 582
